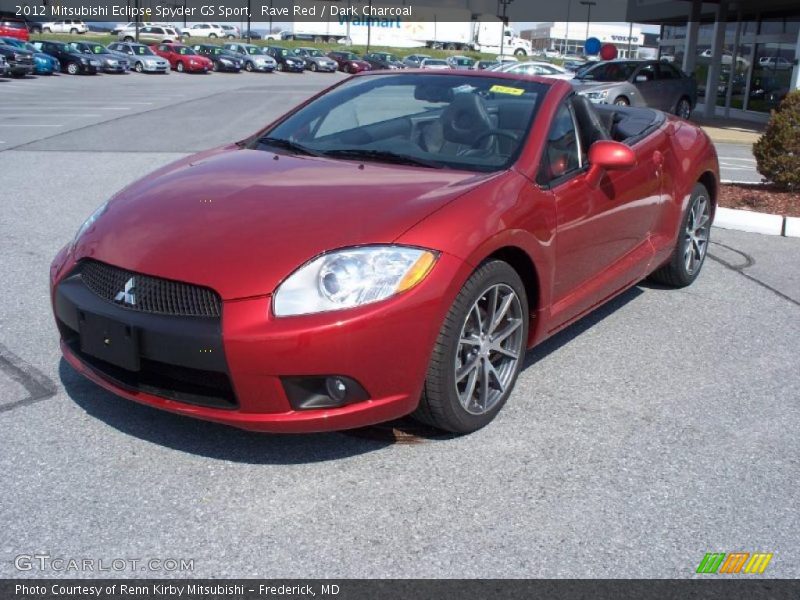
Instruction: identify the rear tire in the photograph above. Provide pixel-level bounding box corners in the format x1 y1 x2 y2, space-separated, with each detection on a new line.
413 260 529 434
649 183 712 287
123 36 134 42
209 33 217 39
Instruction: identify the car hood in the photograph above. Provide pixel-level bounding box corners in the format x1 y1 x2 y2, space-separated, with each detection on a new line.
310 56 333 63
77 147 494 299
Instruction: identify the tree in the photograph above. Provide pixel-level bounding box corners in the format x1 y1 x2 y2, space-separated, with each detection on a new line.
753 90 800 191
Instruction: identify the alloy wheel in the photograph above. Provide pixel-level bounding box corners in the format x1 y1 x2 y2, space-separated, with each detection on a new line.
454 284 524 416
176 62 184 72
676 98 692 120
684 193 710 275
67 63 78 75
135 62 143 73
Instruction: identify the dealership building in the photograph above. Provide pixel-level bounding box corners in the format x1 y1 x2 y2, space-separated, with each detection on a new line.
627 0 800 119
523 22 648 59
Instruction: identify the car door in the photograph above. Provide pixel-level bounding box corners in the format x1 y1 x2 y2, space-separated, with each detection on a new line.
656 63 687 111
541 99 661 330
631 62 664 109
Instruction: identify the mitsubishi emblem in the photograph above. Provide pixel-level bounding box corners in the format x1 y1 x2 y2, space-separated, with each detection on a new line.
114 277 137 306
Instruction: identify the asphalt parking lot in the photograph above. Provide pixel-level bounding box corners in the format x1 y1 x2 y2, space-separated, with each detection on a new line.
1 71 798 579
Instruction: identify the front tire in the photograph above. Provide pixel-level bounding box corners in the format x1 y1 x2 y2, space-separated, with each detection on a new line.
176 61 184 72
413 261 528 433
66 62 79 75
208 33 217 39
311 62 317 72
134 61 144 73
675 97 692 120
650 183 711 287
614 96 630 106
245 61 254 72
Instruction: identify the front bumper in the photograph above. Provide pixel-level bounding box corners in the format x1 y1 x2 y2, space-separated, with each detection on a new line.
51 251 466 433
102 63 129 73
215 62 241 72
282 62 305 72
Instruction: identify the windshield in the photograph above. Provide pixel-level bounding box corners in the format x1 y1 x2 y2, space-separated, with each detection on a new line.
305 49 323 57
279 48 297 57
454 58 472 65
133 45 154 55
177 47 196 55
425 60 447 66
575 61 638 81
379 53 399 61
246 46 263 55
254 74 547 173
89 45 106 54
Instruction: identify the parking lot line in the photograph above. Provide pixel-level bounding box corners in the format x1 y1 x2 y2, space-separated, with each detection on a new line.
0 123 64 127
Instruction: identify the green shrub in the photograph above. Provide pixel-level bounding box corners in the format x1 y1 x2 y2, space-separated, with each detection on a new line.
753 90 800 191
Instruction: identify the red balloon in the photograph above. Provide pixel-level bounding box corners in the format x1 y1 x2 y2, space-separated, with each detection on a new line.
600 43 618 60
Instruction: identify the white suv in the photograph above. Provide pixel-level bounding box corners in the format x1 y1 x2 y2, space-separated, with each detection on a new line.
180 23 225 38
41 20 88 34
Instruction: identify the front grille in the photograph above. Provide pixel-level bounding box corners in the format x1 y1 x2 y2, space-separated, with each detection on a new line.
80 260 221 318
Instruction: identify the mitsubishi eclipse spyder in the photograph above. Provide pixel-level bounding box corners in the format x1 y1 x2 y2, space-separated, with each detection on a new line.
51 70 719 434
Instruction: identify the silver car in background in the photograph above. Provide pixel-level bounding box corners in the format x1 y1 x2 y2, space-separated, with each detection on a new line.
107 42 170 73
223 43 277 72
571 59 697 119
294 47 338 72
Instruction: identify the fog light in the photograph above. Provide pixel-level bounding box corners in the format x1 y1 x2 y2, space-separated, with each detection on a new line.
326 377 347 402
282 375 369 410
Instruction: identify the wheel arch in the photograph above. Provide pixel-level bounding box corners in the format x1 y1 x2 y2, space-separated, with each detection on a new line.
483 246 540 316
698 170 718 219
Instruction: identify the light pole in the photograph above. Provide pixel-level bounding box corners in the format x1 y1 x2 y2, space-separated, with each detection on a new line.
497 0 513 58
563 0 572 56
580 0 596 45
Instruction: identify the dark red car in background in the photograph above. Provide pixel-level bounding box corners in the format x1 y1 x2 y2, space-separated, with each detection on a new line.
327 50 372 74
150 43 212 73
51 71 718 434
0 16 29 41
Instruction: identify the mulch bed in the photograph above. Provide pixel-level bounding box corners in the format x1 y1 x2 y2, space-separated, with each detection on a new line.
719 183 800 218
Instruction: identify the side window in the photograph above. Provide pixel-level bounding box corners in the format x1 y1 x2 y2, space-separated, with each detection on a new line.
537 103 582 186
658 64 680 80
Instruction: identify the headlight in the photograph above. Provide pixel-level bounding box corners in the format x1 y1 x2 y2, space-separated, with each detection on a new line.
80 57 88 64
220 58 231 64
273 246 438 317
71 201 108 250
107 59 117 65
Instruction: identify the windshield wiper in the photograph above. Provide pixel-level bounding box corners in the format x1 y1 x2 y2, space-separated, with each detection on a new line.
320 149 444 169
257 136 324 157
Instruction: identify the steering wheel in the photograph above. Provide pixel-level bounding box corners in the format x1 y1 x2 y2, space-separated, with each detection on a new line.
472 130 520 147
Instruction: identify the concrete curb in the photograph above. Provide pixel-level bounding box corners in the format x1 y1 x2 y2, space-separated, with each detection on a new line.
714 206 800 238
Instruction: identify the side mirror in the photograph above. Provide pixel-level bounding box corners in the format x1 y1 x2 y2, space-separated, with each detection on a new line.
586 140 637 187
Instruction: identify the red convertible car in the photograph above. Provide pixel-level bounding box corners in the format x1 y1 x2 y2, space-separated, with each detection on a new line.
150 43 212 73
51 71 718 434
